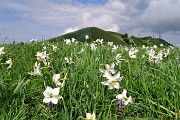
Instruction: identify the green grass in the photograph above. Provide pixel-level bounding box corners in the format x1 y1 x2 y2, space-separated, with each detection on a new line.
0 41 180 120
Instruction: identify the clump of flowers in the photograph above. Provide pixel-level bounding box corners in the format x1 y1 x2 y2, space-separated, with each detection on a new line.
64 39 71 45
94 39 103 45
100 63 123 89
107 42 113 46
116 89 132 118
147 48 165 63
129 47 138 58
64 38 78 45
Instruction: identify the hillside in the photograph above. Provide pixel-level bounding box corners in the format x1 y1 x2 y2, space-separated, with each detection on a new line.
48 27 173 46
49 27 128 45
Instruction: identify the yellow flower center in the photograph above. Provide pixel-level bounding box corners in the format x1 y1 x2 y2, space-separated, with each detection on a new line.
111 80 116 85
37 55 41 60
52 78 55 83
124 98 128 101
50 94 53 98
108 70 112 74
33 73 38 76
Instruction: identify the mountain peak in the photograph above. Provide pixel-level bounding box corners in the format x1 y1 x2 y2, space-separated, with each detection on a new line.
49 27 173 46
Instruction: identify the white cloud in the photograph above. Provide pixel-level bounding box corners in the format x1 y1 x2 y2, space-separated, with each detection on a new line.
60 0 129 33
0 0 179 45
63 27 79 34
105 0 126 11
139 0 180 32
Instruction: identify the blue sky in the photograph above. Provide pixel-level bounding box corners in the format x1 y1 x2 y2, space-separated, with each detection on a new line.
0 0 180 46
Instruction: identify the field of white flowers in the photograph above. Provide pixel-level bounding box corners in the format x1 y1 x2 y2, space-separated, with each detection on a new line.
0 36 180 120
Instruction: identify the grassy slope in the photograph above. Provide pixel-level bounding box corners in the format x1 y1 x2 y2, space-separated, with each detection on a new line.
0 42 180 119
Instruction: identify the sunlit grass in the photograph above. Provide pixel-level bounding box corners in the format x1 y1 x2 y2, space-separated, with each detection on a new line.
0 41 180 120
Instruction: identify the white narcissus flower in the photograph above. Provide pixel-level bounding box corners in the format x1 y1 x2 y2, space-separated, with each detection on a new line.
75 41 79 44
52 74 61 86
52 45 57 51
154 51 163 63
101 71 123 89
71 38 76 43
129 48 138 58
124 47 129 52
99 63 116 75
64 39 71 45
90 43 97 51
43 86 62 104
147 48 155 57
142 45 149 50
78 48 85 54
107 42 113 46
111 45 118 52
147 48 165 63
0 47 5 55
43 46 47 50
65 57 74 64
95 39 103 45
116 89 132 106
85 35 89 39
29 61 42 76
163 48 170 57
116 54 122 60
142 45 146 49
115 54 123 65
153 45 157 49
86 112 96 120
36 51 48 61
99 39 103 45
6 58 12 69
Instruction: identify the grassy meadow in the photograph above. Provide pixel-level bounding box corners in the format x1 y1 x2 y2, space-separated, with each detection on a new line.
0 38 180 120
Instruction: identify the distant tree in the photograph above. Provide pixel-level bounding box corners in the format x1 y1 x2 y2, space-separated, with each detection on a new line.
122 33 129 44
123 33 128 38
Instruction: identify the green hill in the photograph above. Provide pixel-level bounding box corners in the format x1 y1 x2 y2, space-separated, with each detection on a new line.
48 27 173 46
130 36 173 47
49 27 128 45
